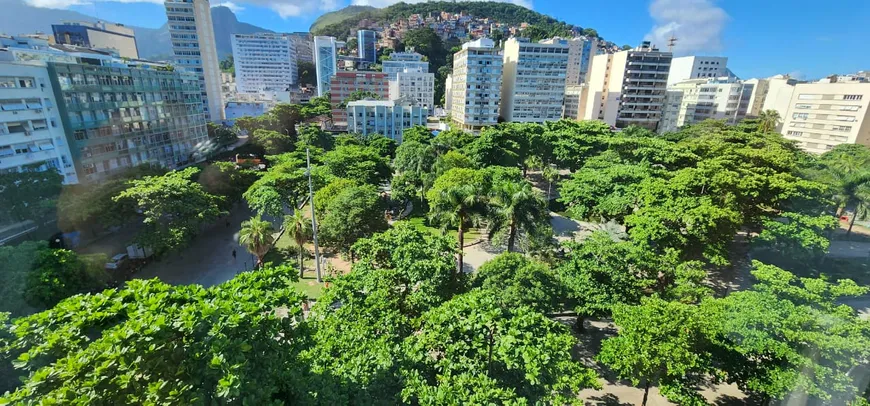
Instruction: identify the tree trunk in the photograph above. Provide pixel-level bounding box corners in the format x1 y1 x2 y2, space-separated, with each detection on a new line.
641 379 651 406
507 220 517 253
456 215 464 286
848 208 859 237
298 244 304 278
256 255 264 269
546 181 552 202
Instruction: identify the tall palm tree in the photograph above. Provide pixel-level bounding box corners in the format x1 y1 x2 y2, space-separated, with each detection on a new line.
758 109 782 133
283 210 312 277
239 215 275 269
541 165 559 202
487 180 549 253
429 183 486 282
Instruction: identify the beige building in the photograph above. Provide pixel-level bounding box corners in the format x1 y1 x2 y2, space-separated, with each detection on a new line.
780 83 870 154
563 84 587 120
450 38 502 132
51 21 139 59
389 70 435 110
500 38 569 123
165 0 224 121
542 36 598 86
751 75 800 124
583 42 672 131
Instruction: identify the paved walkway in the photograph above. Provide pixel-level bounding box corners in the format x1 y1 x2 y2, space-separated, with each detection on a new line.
134 204 260 287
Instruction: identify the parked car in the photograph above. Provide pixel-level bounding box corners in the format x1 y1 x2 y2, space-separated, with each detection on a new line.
105 253 129 270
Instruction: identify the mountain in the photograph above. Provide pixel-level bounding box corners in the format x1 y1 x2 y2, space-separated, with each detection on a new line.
0 3 271 60
310 5 377 34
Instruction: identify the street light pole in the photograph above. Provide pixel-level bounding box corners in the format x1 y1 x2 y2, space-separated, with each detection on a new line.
306 148 323 282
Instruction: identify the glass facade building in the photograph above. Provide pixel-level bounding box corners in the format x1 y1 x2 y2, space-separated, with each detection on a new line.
48 62 208 182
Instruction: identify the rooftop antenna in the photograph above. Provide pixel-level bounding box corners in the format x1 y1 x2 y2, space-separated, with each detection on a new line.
667 34 678 53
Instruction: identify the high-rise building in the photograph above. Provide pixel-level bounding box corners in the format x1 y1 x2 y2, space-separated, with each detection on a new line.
563 84 587 120
667 56 730 86
542 36 598 86
0 61 78 185
287 32 313 64
382 51 428 80
389 70 435 110
52 21 139 59
165 0 223 121
659 78 754 133
759 75 800 122
346 99 428 143
780 83 870 154
231 33 297 94
583 42 672 131
357 30 377 64
500 38 569 123
313 36 337 97
329 71 389 124
444 73 453 112
450 38 502 132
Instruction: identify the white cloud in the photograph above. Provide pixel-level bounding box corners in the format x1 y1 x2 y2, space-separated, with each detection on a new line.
643 0 728 55
351 0 533 10
211 1 244 13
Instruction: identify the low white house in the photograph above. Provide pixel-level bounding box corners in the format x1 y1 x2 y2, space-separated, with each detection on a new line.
346 98 428 143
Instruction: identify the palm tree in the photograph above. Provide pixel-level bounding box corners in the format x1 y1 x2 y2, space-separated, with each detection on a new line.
758 109 782 133
239 215 275 269
429 183 486 281
487 180 549 253
826 171 870 235
541 165 559 202
283 210 312 277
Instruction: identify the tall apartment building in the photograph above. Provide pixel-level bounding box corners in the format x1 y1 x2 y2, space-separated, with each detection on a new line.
542 36 597 86
383 52 429 80
0 62 78 185
231 33 297 94
357 30 377 63
346 99 428 143
450 38 502 132
389 70 435 110
287 32 313 64
563 84 587 120
667 56 729 85
444 73 453 111
51 21 139 59
500 38 569 123
780 83 870 154
659 78 754 133
583 42 672 131
165 0 223 121
329 71 389 124
313 36 337 97
759 75 800 123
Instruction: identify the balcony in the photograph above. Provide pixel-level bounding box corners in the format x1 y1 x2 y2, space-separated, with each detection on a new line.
0 149 57 170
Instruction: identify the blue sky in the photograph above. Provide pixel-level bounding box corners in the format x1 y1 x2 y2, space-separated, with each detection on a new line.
24 0 870 79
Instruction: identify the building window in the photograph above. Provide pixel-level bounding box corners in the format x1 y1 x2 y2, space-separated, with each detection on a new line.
795 103 813 109
798 94 821 100
786 131 803 137
792 113 809 120
843 95 863 101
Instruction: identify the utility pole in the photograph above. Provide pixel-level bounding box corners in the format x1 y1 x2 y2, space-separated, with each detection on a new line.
306 148 323 282
667 34 678 53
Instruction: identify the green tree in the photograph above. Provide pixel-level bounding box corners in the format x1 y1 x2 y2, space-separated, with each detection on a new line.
758 109 782 133
362 133 398 158
283 210 312 277
313 177 357 216
598 297 715 406
753 212 837 263
486 178 549 252
206 122 238 149
297 61 317 86
319 184 388 256
471 253 563 314
0 241 47 318
24 249 109 308
401 290 599 404
113 168 223 253
427 168 487 283
434 149 473 175
393 140 436 203
322 144 391 185
1 267 307 404
198 162 258 210
339 90 382 108
219 55 234 74
239 215 275 268
296 124 334 151
251 129 292 155
0 164 63 223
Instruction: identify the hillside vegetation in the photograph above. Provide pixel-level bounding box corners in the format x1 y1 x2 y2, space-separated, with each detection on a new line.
311 1 581 39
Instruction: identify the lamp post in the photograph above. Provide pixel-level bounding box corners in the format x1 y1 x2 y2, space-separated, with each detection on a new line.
306 148 323 282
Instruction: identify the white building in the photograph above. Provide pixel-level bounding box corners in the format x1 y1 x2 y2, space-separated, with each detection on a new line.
0 61 77 184
165 0 224 121
389 70 435 110
659 77 754 133
450 38 502 132
563 84 587 120
444 73 453 112
231 33 297 94
667 56 729 86
382 51 428 80
542 36 598 86
313 36 337 97
780 83 870 154
346 99 428 143
583 42 672 131
500 38 569 123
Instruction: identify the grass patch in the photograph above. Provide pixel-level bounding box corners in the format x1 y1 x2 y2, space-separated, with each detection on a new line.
404 216 482 242
293 270 325 299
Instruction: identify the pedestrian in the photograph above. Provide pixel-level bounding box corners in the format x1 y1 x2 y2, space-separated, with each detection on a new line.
232 249 237 260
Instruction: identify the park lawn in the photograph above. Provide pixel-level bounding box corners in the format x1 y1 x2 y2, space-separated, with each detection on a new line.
404 216 483 243
264 227 326 299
